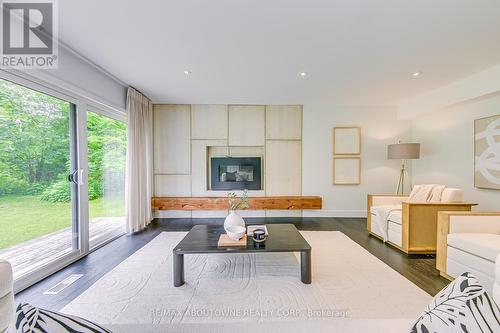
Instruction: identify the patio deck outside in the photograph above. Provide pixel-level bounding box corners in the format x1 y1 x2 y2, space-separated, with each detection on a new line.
0 217 125 279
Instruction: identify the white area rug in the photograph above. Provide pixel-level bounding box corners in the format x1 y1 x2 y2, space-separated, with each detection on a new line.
62 231 431 332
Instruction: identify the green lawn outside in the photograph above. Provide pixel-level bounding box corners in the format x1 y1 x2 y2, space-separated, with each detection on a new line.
0 195 124 250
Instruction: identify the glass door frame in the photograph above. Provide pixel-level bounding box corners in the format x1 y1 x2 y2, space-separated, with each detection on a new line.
86 105 127 251
0 70 126 292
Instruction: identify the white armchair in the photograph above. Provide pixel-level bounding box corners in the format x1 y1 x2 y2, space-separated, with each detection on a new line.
0 260 14 333
367 194 408 243
367 186 477 254
436 212 500 296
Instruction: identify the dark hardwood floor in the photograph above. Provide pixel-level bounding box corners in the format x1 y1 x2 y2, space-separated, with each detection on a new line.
16 217 448 311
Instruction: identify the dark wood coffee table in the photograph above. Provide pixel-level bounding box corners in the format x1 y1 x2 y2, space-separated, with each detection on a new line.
172 224 312 287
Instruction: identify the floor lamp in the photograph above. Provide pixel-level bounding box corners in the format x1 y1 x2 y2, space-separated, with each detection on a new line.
387 143 420 195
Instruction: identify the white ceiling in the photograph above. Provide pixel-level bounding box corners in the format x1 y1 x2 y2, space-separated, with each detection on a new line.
59 0 500 105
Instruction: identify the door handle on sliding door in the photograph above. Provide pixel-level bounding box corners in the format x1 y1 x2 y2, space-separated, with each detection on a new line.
77 169 84 185
68 169 84 185
68 170 78 184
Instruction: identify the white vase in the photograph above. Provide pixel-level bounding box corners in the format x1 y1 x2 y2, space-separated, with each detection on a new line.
224 211 245 232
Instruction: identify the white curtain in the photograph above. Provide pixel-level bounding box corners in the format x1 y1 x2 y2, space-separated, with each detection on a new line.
125 87 153 233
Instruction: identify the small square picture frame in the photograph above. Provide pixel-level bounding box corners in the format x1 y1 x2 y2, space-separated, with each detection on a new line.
333 127 361 155
333 157 361 185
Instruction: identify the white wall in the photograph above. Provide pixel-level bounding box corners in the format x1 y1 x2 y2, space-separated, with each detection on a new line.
398 64 500 120
9 46 127 111
302 103 412 217
411 92 500 211
153 103 413 218
50 47 127 109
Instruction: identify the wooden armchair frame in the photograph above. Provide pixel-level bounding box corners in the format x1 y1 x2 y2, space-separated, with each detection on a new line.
367 194 477 254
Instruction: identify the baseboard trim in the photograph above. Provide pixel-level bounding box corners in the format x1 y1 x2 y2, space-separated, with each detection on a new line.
302 210 367 218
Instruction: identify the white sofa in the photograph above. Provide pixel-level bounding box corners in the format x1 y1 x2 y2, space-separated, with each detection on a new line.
367 186 476 254
0 260 14 333
436 212 500 296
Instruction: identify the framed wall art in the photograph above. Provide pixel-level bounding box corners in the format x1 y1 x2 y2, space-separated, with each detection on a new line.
474 114 500 190
333 127 361 155
333 157 361 185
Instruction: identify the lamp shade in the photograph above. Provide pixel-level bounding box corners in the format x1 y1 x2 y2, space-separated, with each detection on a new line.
387 143 420 160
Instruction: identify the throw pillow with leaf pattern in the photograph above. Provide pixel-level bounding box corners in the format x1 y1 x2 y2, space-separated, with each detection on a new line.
15 303 112 333
411 272 500 333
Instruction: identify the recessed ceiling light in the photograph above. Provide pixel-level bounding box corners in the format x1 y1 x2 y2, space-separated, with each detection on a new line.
412 71 422 77
184 70 192 75
299 71 308 77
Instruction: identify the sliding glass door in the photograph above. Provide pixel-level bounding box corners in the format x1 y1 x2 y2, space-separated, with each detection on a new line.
0 76 127 289
87 111 126 249
0 78 80 280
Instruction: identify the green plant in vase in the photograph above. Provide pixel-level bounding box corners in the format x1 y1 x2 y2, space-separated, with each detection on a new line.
224 189 249 232
227 189 249 211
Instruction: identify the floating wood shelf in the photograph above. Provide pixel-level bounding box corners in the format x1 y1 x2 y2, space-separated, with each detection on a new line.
152 196 322 211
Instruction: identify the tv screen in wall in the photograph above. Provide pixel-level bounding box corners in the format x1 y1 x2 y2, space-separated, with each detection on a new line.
210 157 262 190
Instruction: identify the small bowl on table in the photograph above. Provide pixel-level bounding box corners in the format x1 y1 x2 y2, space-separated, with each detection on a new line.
226 225 246 241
